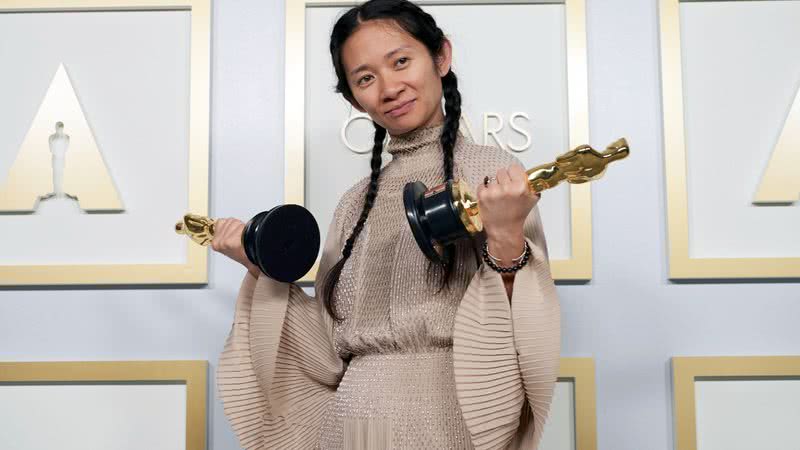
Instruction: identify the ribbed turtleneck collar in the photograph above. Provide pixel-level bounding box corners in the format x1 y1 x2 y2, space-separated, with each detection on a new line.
386 122 446 157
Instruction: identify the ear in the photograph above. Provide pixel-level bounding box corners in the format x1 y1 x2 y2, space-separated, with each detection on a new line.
435 38 453 77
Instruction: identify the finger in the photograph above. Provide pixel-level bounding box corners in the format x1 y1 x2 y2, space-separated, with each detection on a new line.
504 167 527 196
211 220 225 252
214 219 233 248
210 228 221 251
226 220 244 244
496 167 511 185
220 219 238 248
508 164 526 182
212 218 226 237
232 221 244 235
479 175 492 189
230 222 244 245
477 181 490 200
477 180 497 201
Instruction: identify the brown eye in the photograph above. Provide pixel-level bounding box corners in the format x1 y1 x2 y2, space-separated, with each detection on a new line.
357 74 373 85
396 57 409 67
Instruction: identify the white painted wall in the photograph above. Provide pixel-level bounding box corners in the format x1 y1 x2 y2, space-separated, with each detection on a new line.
1 1 799 449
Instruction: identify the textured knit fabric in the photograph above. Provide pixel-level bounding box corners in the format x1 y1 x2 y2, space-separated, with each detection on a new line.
217 122 561 450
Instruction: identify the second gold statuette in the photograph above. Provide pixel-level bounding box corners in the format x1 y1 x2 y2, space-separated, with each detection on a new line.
175 205 320 282
403 138 630 263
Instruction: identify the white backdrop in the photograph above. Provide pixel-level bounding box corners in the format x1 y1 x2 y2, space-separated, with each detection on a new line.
0 383 186 450
695 379 800 450
0 1 799 450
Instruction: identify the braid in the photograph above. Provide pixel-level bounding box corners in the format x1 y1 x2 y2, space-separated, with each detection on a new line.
429 69 470 293
441 71 460 181
322 123 387 320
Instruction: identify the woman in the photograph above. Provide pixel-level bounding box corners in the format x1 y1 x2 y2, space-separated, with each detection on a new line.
212 1 561 448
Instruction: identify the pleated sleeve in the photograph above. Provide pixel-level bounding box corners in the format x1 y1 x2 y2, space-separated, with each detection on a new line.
216 212 347 450
452 204 561 450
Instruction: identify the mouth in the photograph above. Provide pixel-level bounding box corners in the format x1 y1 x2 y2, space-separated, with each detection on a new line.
386 99 416 118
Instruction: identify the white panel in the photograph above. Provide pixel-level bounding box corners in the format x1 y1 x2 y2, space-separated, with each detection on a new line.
681 1 800 258
0 383 186 450
305 3 572 260
0 11 191 264
695 379 800 450
539 380 577 450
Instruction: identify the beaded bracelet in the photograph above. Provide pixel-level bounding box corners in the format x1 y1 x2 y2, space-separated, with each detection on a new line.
482 240 531 273
485 242 527 265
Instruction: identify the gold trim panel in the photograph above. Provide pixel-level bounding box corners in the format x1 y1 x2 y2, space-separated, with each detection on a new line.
559 357 598 450
658 0 800 279
0 360 208 450
671 355 800 450
0 0 210 285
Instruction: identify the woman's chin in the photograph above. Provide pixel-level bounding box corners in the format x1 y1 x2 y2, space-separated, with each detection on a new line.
386 115 428 136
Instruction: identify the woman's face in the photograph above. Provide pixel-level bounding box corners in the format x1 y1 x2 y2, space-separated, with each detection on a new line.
341 19 451 136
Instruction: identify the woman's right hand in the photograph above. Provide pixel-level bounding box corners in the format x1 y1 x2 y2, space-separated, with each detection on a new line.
211 218 261 277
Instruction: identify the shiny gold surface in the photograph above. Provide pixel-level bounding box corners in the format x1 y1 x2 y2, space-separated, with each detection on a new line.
454 138 629 236
0 0 210 285
0 360 208 450
659 0 800 278
451 179 482 234
175 213 216 246
526 137 629 192
672 356 800 450
289 0 593 281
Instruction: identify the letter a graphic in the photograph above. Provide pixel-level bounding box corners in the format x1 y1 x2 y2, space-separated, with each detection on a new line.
753 80 800 204
0 63 123 212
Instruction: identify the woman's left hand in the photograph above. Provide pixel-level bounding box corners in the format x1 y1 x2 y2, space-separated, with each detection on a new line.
476 163 540 243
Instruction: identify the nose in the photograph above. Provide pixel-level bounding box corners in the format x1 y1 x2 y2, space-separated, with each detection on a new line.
380 75 404 103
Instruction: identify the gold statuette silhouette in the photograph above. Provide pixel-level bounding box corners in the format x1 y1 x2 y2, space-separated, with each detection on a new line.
404 138 630 263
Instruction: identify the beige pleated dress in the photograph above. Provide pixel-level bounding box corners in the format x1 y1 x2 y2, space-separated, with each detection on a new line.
217 122 561 449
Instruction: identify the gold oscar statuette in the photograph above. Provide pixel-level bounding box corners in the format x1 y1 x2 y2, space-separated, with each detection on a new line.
174 205 321 282
404 138 631 262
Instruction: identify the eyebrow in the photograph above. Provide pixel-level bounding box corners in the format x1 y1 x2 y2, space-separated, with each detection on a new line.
349 46 412 77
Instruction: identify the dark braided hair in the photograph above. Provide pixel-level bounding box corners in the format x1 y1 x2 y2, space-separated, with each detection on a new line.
322 0 465 320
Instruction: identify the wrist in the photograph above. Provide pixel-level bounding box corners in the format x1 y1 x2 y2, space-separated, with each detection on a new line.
486 232 526 263
485 222 524 242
